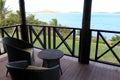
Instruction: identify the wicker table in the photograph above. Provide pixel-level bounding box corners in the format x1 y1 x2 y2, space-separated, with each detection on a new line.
38 49 64 74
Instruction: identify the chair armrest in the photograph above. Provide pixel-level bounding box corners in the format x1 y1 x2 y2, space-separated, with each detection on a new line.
22 48 34 54
6 60 29 69
26 65 47 70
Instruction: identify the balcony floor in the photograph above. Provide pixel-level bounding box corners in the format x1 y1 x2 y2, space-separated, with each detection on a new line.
0 49 120 80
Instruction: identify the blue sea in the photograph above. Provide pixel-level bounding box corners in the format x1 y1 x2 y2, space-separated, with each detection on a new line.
28 12 120 40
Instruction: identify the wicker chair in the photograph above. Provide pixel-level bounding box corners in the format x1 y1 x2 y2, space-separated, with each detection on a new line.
2 37 34 76
6 60 60 80
2 37 34 64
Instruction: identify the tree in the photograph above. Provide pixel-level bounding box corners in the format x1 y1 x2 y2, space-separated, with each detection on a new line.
26 14 47 25
5 11 20 25
49 18 58 26
111 35 120 41
0 0 11 26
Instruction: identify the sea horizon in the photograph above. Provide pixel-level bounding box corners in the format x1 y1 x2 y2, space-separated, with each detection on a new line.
27 12 120 40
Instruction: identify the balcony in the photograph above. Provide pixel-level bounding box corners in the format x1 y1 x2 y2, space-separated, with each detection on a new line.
0 25 120 80
1 1 120 80
0 48 120 80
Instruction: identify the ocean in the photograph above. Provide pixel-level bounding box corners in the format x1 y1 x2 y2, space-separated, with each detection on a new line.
29 12 120 40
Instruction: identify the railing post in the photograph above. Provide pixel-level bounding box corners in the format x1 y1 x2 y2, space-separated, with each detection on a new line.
1 28 4 38
48 27 51 49
29 25 33 44
43 27 46 49
53 27 56 49
79 0 92 64
15 25 19 39
72 29 76 56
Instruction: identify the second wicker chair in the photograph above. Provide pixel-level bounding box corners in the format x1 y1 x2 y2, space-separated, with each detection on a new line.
6 60 60 80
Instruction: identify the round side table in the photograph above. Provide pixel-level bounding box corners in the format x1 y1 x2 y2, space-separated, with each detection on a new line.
38 49 64 74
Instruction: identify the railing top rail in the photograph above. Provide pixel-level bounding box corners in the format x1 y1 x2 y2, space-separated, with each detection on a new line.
27 24 82 30
91 29 120 34
0 24 21 29
28 24 120 33
1 24 120 34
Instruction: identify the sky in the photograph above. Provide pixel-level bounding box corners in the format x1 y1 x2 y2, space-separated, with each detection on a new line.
5 0 120 13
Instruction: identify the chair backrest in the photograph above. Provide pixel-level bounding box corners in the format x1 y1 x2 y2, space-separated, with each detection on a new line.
6 61 60 80
2 37 33 64
2 37 33 49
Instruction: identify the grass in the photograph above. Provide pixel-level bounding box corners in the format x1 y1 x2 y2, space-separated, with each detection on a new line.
32 35 120 64
32 35 80 56
90 43 120 64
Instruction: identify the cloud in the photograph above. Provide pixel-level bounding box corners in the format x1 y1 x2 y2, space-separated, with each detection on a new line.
5 0 120 12
92 0 120 12
5 0 19 11
24 0 84 12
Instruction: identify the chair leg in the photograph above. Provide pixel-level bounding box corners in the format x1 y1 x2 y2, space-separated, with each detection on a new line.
59 64 62 75
6 69 9 77
31 52 35 64
42 60 63 75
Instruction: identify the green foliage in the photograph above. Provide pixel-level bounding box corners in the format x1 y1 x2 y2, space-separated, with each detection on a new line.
0 0 12 26
26 14 47 25
110 35 120 45
49 18 58 26
92 37 105 44
0 11 48 26
76 30 80 35
111 35 120 41
58 28 71 38
26 14 38 24
49 18 72 37
5 11 20 25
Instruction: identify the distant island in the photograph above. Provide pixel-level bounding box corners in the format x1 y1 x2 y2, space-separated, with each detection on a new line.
38 9 58 13
26 9 120 14
26 10 58 14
